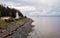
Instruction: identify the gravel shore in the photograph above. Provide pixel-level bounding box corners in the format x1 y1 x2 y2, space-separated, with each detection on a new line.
4 18 34 38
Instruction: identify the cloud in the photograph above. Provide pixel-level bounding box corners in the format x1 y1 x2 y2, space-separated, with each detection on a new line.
10 6 36 11
0 0 60 16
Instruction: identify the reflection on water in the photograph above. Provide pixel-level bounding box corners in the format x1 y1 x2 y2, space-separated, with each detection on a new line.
27 17 60 38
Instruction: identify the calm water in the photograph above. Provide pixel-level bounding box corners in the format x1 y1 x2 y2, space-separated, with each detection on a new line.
27 17 60 38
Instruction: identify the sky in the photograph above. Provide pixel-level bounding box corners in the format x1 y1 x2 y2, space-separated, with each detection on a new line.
0 0 60 16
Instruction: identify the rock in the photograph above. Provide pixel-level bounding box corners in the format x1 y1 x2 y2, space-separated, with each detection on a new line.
7 24 17 32
0 18 33 38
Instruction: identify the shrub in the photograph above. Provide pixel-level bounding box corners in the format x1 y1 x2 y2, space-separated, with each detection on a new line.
5 18 17 23
25 16 27 18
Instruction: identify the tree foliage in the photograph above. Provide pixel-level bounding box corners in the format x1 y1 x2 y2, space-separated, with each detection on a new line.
0 5 23 18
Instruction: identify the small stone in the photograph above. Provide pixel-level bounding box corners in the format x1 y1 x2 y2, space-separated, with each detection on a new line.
2 30 6 32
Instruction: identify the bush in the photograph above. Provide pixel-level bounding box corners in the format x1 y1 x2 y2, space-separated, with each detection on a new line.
5 18 16 22
25 16 27 18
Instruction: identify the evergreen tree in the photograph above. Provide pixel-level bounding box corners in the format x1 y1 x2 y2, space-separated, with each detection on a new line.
0 4 24 17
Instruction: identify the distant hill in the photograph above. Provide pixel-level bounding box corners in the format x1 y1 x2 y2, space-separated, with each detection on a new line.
0 5 23 18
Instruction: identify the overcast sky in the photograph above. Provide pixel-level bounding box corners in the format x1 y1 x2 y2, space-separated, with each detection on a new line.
0 0 60 16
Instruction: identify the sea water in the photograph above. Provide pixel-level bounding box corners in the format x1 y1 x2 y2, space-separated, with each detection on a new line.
27 17 60 38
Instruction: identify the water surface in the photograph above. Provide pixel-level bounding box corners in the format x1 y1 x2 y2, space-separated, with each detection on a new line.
27 17 60 38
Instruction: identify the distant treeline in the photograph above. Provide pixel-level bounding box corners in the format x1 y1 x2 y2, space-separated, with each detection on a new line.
0 5 23 18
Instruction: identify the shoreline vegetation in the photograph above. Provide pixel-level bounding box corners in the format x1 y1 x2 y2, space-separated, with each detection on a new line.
0 4 34 38
0 4 26 27
0 16 27 27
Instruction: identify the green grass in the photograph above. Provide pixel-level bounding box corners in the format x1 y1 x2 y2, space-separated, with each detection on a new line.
0 16 27 27
0 20 8 26
18 16 26 21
